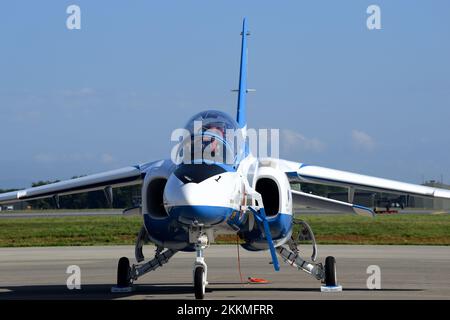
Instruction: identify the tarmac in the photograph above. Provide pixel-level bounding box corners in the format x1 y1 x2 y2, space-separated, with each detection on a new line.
0 245 449 300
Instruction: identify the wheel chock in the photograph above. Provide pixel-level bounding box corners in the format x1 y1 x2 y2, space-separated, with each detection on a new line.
111 286 134 293
320 285 343 292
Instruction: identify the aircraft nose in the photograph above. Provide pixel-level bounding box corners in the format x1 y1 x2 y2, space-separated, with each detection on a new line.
163 164 238 225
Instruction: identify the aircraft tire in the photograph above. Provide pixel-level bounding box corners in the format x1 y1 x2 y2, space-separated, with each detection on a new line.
117 257 131 287
194 266 205 299
324 256 337 286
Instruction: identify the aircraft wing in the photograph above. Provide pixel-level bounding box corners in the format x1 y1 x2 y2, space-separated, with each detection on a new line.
290 189 375 217
0 162 155 205
277 159 450 200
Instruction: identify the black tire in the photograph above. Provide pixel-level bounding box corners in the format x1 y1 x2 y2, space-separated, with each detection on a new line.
117 257 131 287
194 266 205 299
324 256 337 287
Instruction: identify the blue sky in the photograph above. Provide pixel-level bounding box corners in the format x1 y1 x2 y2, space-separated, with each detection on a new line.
0 1 449 188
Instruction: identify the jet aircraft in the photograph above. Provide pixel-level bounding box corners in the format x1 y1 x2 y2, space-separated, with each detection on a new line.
1 18 449 299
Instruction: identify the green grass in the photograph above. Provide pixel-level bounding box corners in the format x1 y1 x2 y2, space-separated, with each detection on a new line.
295 214 450 245
0 216 142 247
0 208 120 214
0 214 448 247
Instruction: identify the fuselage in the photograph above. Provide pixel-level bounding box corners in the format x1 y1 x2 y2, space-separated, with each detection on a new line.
139 111 293 252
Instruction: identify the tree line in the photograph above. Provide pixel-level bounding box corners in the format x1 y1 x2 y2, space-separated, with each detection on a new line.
0 177 141 210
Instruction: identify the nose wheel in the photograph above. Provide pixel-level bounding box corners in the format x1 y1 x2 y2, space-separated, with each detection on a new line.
192 231 209 299
194 266 206 299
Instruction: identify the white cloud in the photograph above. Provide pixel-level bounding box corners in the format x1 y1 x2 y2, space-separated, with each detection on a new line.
351 129 376 151
281 129 325 153
100 153 115 164
33 153 57 164
33 152 93 164
61 87 96 98
33 152 115 165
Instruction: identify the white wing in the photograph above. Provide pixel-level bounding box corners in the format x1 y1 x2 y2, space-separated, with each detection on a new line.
0 161 156 205
278 159 450 199
291 189 375 217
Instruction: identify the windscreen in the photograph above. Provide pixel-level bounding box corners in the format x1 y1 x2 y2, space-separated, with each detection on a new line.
176 110 243 165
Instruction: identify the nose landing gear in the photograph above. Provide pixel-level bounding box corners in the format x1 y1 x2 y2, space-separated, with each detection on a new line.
193 233 209 299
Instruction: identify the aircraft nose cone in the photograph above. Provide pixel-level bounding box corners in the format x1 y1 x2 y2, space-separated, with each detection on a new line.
169 204 233 226
163 164 238 225
165 181 203 207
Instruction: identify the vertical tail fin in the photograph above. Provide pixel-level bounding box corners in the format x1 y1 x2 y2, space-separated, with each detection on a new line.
236 18 249 128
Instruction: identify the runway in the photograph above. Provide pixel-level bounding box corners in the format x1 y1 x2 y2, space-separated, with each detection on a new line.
0 245 449 300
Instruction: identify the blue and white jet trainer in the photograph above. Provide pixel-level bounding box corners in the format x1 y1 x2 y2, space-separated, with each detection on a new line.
1 18 450 299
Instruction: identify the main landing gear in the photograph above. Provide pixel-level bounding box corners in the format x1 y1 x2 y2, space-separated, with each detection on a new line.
277 220 341 291
117 257 132 288
113 247 177 292
324 256 337 287
112 226 177 293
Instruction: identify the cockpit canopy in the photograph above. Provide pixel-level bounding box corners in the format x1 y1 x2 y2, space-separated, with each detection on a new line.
176 110 243 166
184 110 239 136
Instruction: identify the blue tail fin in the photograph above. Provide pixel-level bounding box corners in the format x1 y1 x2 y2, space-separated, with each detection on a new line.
236 18 249 128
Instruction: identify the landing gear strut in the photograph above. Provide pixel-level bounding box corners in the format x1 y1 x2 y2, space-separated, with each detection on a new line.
112 247 177 292
277 220 341 291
